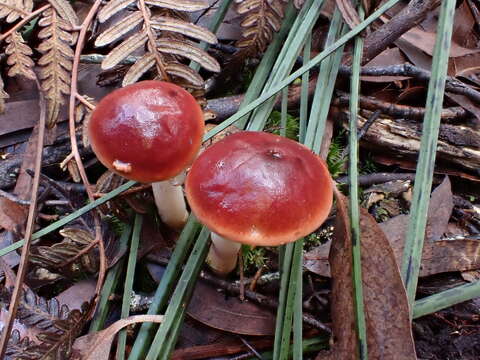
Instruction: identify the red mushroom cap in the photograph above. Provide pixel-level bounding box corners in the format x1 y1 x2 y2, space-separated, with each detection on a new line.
185 131 333 246
88 80 204 183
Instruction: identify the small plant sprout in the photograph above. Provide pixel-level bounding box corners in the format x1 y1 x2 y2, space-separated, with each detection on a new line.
185 131 333 275
88 80 204 229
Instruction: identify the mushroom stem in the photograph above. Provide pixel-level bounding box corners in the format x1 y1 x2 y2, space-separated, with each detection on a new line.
152 177 188 229
206 232 242 275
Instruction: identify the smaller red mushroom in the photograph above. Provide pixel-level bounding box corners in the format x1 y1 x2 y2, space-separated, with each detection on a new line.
88 80 204 228
185 131 333 275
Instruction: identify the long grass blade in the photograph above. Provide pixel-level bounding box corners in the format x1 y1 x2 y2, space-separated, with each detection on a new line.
273 243 294 359
400 0 456 310
348 4 368 359
89 223 132 332
413 280 480 319
116 214 142 360
247 0 322 132
145 227 210 359
203 0 403 143
299 32 311 143
128 215 201 359
0 180 136 257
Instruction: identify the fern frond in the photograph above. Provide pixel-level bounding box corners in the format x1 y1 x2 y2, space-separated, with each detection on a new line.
150 16 217 44
0 287 70 334
48 0 78 26
0 0 33 23
144 0 208 12
0 74 8 114
5 31 36 80
26 302 92 360
37 8 76 127
96 0 219 88
95 10 143 47
29 227 98 277
235 0 288 55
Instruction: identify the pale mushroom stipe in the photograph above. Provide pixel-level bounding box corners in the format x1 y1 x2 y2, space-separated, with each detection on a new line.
185 131 334 275
88 80 204 229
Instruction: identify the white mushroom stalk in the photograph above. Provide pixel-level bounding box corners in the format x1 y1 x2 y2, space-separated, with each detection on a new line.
206 232 242 275
152 172 188 229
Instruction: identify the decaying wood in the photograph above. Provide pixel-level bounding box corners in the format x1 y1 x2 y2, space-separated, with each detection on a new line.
338 110 480 174
0 137 91 189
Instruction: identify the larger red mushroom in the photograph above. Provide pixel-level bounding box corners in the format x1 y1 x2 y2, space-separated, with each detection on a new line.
89 80 204 228
185 131 333 275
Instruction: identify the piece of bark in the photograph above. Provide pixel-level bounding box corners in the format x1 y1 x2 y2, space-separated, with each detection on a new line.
0 139 92 189
338 111 480 174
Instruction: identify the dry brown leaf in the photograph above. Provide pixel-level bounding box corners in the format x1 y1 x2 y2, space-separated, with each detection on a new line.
335 0 361 30
95 10 143 47
452 53 480 77
187 281 275 336
401 27 480 58
362 48 411 82
306 177 464 278
317 191 416 359
0 198 27 231
452 0 477 48
72 315 164 360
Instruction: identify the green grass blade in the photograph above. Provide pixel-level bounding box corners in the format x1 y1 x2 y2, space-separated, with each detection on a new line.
413 280 480 319
273 243 294 359
304 8 343 150
348 5 368 359
280 87 288 137
145 227 210 359
203 0 402 142
128 215 201 360
0 180 136 257
299 32 311 143
247 0 323 132
292 239 304 360
89 223 132 333
400 0 456 310
189 0 233 72
116 214 142 360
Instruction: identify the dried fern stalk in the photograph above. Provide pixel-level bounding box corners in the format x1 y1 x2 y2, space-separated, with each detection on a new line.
235 0 290 56
94 0 220 88
37 6 77 127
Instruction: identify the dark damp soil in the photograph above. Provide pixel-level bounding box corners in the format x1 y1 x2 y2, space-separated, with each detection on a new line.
414 298 480 359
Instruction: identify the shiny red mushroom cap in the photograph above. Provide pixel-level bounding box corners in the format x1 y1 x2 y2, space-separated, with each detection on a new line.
185 131 333 246
88 80 204 183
